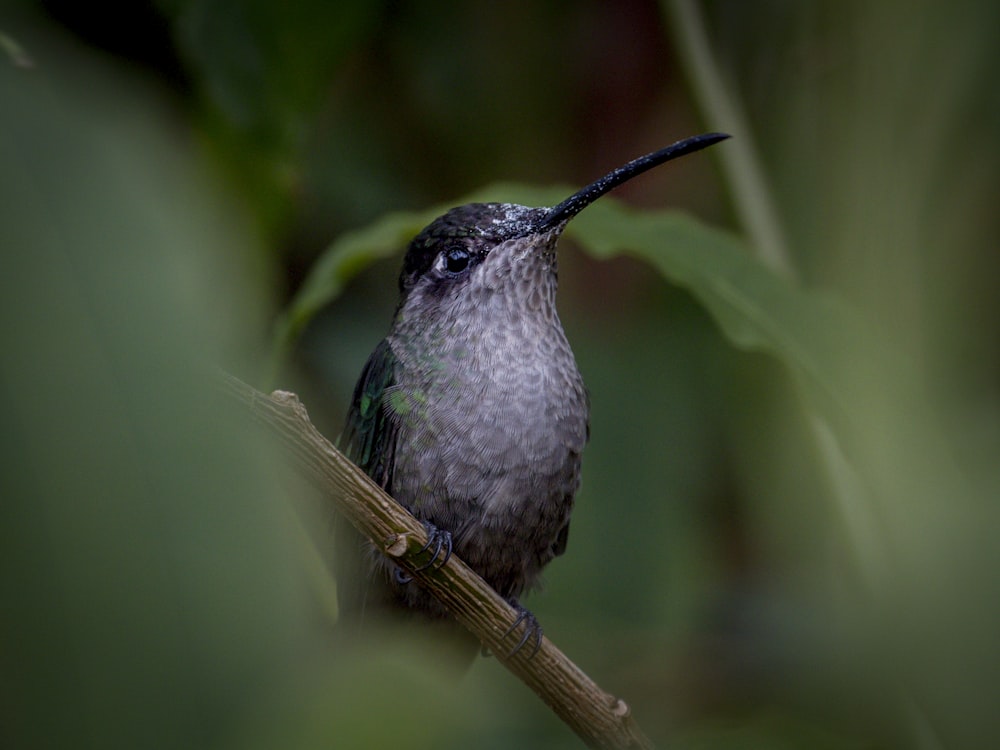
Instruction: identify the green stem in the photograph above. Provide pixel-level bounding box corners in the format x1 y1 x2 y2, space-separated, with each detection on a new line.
662 6 945 748
662 0 889 628
661 0 793 277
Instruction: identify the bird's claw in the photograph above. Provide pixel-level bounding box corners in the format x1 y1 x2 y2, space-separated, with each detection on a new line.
391 522 452 586
392 567 413 585
502 603 543 659
413 521 453 572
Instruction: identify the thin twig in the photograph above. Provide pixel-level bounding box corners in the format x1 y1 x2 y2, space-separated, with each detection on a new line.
662 0 894 608
662 7 944 748
662 0 793 277
220 372 655 750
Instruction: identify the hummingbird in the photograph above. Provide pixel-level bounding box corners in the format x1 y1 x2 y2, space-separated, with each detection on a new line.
339 132 729 657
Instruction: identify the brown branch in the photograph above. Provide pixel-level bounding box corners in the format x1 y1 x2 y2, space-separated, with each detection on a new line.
220 372 654 750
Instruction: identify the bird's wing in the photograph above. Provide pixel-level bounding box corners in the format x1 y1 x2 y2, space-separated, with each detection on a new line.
339 338 399 492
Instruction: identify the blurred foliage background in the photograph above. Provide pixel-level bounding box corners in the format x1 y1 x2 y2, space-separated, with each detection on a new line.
2 0 999 748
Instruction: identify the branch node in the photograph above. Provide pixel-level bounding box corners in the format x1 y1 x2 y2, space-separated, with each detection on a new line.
611 698 631 718
384 533 410 557
270 389 312 420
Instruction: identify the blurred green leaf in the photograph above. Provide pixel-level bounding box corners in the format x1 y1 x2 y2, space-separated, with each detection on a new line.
0 19 308 750
160 0 378 145
0 11 499 748
155 0 382 234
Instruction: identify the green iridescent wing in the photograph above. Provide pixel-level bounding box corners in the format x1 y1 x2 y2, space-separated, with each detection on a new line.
339 338 398 492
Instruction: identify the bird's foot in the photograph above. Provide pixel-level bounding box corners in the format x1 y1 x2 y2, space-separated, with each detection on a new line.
392 567 413 585
502 600 543 659
391 522 452 585
413 520 453 572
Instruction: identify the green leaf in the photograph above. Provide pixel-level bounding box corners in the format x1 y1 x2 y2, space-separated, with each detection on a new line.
562 196 898 444
161 0 379 147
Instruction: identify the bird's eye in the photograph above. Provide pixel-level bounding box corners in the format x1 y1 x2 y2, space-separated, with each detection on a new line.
443 246 471 274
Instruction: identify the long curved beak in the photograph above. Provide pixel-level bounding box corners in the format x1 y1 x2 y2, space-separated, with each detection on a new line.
539 132 730 231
